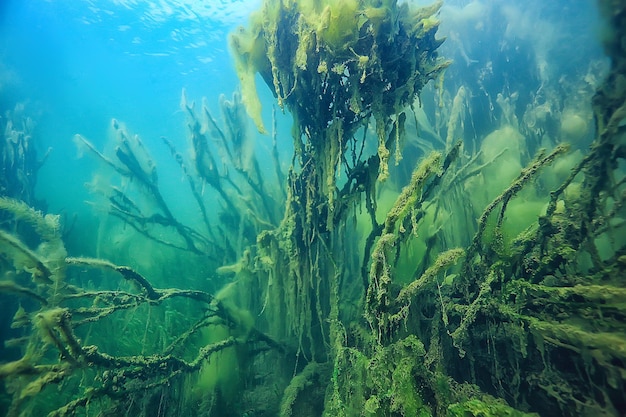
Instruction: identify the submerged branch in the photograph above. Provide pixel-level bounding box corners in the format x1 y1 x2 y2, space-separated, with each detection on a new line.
0 280 48 305
467 144 569 262
66 257 160 300
0 229 53 284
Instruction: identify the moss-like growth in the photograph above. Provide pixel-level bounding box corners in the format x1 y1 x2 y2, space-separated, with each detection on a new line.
325 335 433 417
231 0 449 181
279 362 330 417
232 0 449 369
448 399 539 417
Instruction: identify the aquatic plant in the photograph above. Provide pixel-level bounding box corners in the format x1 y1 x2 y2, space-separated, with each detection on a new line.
0 195 283 417
234 0 626 415
0 104 48 206
230 0 450 365
0 88 288 417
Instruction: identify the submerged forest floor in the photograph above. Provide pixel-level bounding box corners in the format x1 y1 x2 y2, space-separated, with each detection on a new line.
1 1 626 416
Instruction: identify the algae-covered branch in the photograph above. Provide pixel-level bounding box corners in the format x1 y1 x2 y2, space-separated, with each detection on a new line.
231 0 450 181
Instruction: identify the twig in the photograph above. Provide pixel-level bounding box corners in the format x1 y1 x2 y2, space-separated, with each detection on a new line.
467 144 569 261
0 280 48 305
65 257 160 299
0 230 52 284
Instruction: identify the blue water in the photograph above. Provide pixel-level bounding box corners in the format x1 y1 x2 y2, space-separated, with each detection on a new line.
1 0 262 216
0 0 605 216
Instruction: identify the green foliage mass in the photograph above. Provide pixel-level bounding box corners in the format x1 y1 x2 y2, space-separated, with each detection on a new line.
325 335 432 417
447 399 539 417
230 0 449 181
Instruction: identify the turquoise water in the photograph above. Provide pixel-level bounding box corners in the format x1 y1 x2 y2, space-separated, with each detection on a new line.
1 0 606 227
1 0 257 214
0 0 605 215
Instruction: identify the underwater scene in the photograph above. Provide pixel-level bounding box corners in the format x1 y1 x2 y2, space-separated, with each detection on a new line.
1 0 625 416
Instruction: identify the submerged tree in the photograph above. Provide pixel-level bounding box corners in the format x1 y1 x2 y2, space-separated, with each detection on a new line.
1 0 625 416
228 0 626 415
230 0 450 362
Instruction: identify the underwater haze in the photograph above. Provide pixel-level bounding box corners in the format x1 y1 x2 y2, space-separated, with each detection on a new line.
1 0 625 417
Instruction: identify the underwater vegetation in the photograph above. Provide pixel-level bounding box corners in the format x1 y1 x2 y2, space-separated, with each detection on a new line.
1 0 626 416
1 104 47 207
